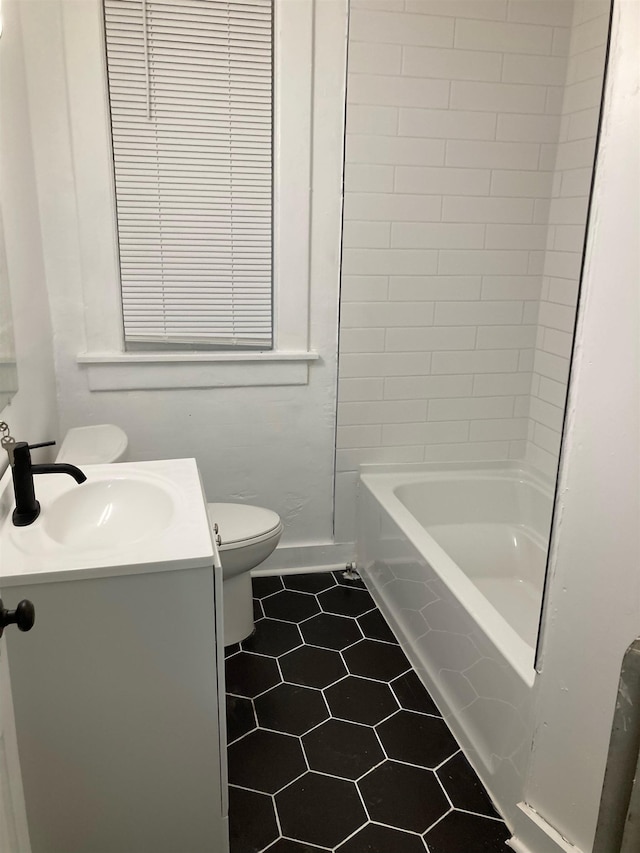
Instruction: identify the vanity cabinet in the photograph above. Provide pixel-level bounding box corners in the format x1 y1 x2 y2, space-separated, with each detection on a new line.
5 564 229 853
0 458 229 853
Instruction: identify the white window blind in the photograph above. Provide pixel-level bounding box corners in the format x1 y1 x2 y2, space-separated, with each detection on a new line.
103 0 274 350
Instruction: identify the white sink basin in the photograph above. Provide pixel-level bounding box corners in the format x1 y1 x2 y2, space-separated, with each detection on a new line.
0 459 218 585
44 478 174 549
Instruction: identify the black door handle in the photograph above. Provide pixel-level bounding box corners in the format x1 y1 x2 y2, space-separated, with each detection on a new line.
0 598 35 638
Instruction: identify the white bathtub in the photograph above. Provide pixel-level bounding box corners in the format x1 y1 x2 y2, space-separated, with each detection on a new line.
357 462 553 831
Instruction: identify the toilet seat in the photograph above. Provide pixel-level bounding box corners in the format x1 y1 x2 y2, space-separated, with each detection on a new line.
208 502 282 550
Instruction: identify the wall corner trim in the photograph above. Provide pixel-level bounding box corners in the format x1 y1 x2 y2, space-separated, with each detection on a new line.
512 803 586 853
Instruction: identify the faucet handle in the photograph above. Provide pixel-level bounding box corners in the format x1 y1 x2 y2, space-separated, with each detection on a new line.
0 425 56 466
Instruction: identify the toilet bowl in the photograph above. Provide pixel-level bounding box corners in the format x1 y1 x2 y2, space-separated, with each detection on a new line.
56 425 282 646
208 503 283 646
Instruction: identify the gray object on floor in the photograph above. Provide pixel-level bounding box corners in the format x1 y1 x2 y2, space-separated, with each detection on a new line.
593 637 640 853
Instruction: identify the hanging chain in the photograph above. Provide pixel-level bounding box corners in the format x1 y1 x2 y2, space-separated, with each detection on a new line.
0 421 16 465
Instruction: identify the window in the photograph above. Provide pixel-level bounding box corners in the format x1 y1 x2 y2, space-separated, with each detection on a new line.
61 0 316 388
104 0 274 351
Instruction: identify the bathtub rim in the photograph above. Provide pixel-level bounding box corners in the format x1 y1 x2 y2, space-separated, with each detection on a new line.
359 461 554 688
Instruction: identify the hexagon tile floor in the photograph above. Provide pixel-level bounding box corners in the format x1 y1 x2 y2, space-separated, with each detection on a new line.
225 571 511 853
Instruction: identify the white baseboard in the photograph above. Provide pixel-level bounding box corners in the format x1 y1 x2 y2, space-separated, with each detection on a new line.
251 541 355 576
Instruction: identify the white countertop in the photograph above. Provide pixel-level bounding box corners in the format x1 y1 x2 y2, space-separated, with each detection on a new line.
0 458 218 587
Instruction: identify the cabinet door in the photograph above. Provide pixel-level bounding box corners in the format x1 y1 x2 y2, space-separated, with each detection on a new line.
7 567 225 853
0 635 31 853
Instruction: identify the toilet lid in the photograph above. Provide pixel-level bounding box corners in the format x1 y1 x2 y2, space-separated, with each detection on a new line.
207 503 281 546
56 424 128 465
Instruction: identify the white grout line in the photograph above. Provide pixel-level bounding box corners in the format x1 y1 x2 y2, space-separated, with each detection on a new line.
433 764 456 811
272 839 328 853
270 790 283 839
229 781 275 798
250 613 314 627
329 668 409 687
355 757 387 783
329 819 369 852
238 642 304 660
371 721 389 761
454 805 507 822
273 766 309 796
353 776 373 827
433 747 462 771
254 585 285 601
297 714 332 739
274 656 285 686
422 807 455 843
373 705 402 727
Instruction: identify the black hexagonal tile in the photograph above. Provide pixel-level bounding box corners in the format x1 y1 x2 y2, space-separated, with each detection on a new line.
377 710 458 768
226 695 256 744
325 676 398 725
276 773 366 848
336 823 426 852
262 590 321 623
391 670 440 716
225 651 281 698
437 752 499 818
318 586 375 618
284 572 336 594
228 729 306 794
423 810 510 852
255 683 329 736
358 761 449 833
253 575 284 598
266 840 330 852
280 645 347 689
226 580 510 851
300 613 362 651
343 639 410 682
241 618 303 657
302 719 384 780
333 570 367 588
229 785 278 853
357 609 397 644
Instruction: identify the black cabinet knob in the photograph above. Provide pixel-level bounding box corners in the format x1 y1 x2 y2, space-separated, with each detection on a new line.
0 598 35 638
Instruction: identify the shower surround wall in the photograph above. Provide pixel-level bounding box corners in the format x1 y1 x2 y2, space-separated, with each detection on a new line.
525 0 610 477
336 0 600 542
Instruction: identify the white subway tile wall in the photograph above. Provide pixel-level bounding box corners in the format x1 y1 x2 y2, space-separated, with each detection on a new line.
336 0 610 540
525 0 610 477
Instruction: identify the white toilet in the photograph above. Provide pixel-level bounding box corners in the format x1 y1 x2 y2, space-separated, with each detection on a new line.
207 503 283 645
56 424 283 646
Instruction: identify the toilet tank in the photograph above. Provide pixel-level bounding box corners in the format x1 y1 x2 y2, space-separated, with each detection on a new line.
56 424 129 465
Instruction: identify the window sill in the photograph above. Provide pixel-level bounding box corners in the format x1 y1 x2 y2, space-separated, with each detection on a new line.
77 351 319 390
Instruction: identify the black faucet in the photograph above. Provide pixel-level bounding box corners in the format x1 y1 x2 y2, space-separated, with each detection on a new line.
10 441 87 527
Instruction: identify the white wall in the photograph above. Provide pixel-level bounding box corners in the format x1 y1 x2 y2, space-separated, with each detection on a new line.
518 0 639 848
526 0 611 478
336 0 576 542
0 0 58 462
17 0 348 556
